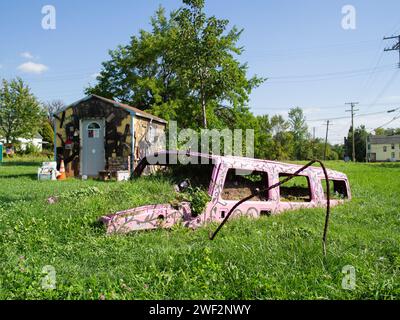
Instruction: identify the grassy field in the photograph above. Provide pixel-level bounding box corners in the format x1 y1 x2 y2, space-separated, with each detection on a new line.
0 157 399 300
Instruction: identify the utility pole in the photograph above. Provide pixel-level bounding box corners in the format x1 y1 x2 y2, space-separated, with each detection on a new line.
323 120 332 161
384 35 400 68
346 102 359 162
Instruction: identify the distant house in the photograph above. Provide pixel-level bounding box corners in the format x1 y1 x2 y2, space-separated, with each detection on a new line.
367 135 400 162
0 133 43 152
18 133 43 152
53 95 167 177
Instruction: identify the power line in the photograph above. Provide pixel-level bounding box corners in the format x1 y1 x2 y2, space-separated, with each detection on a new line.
362 34 400 112
253 38 380 55
269 65 393 80
357 43 386 99
365 70 399 111
374 110 400 131
387 20 400 36
252 101 400 112
306 108 398 122
266 64 395 84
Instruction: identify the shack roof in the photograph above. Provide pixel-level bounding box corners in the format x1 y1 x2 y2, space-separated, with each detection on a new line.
58 95 167 125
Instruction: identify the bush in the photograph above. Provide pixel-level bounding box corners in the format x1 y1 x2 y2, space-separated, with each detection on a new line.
25 143 40 155
185 187 211 217
40 121 54 150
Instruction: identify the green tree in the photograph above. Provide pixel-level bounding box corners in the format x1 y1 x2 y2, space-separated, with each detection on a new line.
173 0 264 128
374 127 400 136
288 107 310 159
269 115 294 160
347 125 368 162
331 144 344 160
0 78 44 144
86 0 264 130
87 7 183 117
253 115 272 159
40 120 54 150
374 128 386 136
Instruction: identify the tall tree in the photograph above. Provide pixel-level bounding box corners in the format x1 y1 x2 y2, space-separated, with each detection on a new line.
86 1 264 130
174 0 264 128
87 7 183 114
253 115 273 159
270 115 289 136
269 115 294 160
288 107 310 159
0 78 44 144
347 125 368 162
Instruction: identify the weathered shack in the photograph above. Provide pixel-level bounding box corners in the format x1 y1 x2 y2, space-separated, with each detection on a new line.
53 95 167 177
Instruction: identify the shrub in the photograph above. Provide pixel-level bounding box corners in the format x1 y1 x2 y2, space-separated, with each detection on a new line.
186 187 211 217
25 143 40 155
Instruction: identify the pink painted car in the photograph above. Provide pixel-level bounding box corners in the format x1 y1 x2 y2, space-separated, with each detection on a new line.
101 151 351 234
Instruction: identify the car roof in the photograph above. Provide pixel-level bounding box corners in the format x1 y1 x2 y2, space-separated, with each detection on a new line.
139 151 348 180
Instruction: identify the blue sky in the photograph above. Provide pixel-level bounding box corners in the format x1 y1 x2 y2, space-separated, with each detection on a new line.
1 0 400 143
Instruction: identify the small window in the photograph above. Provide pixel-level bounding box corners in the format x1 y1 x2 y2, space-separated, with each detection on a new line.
392 152 395 159
383 146 387 152
392 144 395 150
222 169 269 201
279 174 311 203
321 180 348 200
87 122 100 138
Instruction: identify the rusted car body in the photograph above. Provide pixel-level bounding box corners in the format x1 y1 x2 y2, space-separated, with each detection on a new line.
101 151 351 234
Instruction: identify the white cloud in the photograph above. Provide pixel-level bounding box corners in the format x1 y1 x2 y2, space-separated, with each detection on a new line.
20 52 34 59
17 62 48 74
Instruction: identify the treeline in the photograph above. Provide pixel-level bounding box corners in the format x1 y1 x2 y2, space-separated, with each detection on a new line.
252 109 344 161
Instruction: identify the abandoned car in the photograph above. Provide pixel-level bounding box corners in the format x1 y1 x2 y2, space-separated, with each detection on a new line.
101 151 351 234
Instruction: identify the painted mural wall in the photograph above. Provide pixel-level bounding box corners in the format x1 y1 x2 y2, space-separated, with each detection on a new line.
54 97 166 177
134 117 166 169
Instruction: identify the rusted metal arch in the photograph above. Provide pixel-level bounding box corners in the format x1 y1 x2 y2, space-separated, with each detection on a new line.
209 159 331 256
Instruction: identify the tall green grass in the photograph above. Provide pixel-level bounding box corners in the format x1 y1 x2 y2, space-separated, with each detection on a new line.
0 159 399 299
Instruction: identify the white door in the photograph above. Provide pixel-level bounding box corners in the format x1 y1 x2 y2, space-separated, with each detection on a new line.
81 119 105 176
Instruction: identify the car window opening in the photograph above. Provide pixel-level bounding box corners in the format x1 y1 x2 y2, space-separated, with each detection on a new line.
279 174 311 203
222 169 270 201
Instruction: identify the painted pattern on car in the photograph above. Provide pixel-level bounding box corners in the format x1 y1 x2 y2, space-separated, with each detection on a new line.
101 151 351 234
